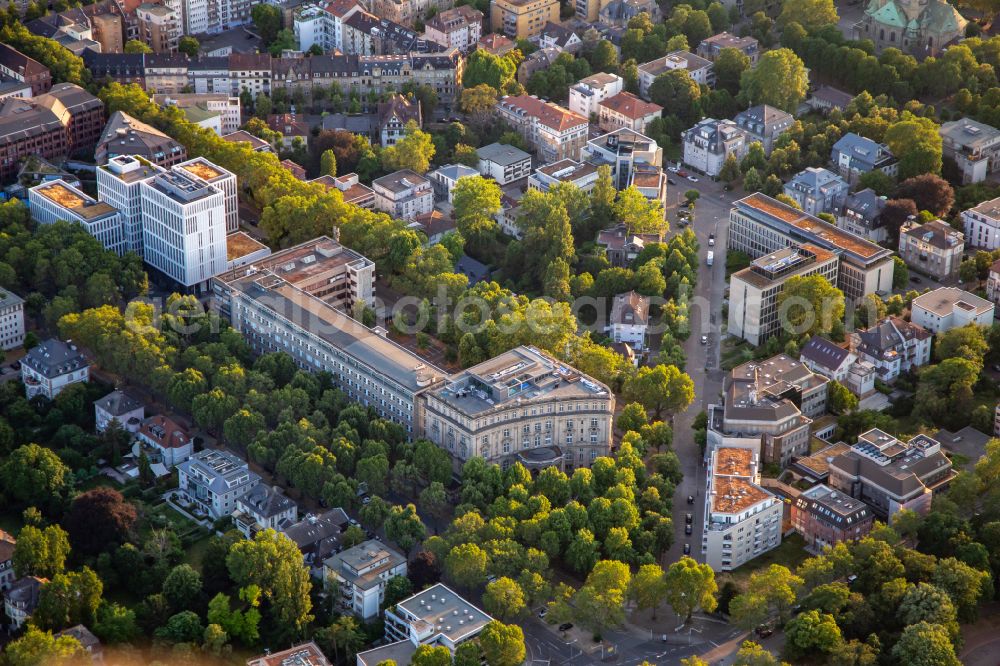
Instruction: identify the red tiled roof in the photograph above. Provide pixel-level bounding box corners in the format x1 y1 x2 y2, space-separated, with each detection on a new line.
599 91 662 120
500 95 587 132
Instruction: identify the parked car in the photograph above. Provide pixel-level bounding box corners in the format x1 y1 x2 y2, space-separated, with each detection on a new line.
910 275 921 283
685 513 693 524
538 608 548 619
668 166 679 173
361 496 372 505
755 625 774 638
685 524 693 535
558 623 574 632
708 233 715 246
687 175 699 183
687 495 695 504
677 170 688 177
668 178 677 185
683 543 691 554
700 335 708 344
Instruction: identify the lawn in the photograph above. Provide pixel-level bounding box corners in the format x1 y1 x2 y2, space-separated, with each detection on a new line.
182 532 215 572
76 475 123 492
719 534 810 586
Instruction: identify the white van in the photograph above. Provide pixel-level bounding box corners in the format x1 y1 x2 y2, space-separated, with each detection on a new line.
706 250 714 266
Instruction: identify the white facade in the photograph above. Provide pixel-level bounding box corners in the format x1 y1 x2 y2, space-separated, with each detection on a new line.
324 540 408 620
568 73 623 120
0 291 24 351
910 288 995 333
94 390 145 433
682 118 746 177
97 155 163 255
20 339 89 400
175 157 239 233
181 0 253 34
854 317 932 383
176 448 260 520
28 180 126 255
382 584 492 653
609 291 648 351
637 51 713 99
140 169 228 291
961 196 1000 250
373 170 434 221
477 143 532 185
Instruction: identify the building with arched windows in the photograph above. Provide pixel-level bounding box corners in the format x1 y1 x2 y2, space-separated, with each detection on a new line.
853 0 966 57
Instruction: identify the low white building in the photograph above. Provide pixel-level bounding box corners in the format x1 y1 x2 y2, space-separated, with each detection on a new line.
477 142 532 185
137 414 193 468
94 390 145 433
324 539 407 620
28 179 126 255
0 290 24 351
609 290 649 351
373 169 434 221
21 338 89 399
703 446 782 572
940 118 1000 184
528 159 599 193
961 196 1000 250
682 118 746 177
910 287 995 333
233 484 298 539
176 448 260 520
568 72 623 120
382 584 491 655
427 164 480 203
637 50 713 99
152 94 242 135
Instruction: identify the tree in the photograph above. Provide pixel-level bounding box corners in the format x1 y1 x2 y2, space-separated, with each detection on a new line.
178 35 199 57
783 610 842 660
629 563 668 619
381 121 435 174
226 530 313 636
858 169 895 196
719 153 741 184
894 174 954 217
453 175 502 244
93 602 140 645
445 543 488 590
739 49 809 112
732 641 784 666
664 557 717 623
827 380 858 415
65 487 136 556
0 443 72 508
483 577 526 620
315 615 365 662
480 621 526 666
884 116 943 180
385 503 427 554
207 588 262 646
162 564 203 611
648 70 702 124
892 256 909 289
913 358 979 429
778 0 837 30
898 583 960 641
730 565 803 629
123 39 152 54
572 560 631 633
13 525 70 579
935 324 988 368
462 50 516 90
891 622 961 666
616 402 648 434
715 47 751 95
320 149 337 177
251 3 282 44
411 645 453 666
623 364 695 418
155 610 204 644
34 568 104 630
3 628 84 666
776 274 845 339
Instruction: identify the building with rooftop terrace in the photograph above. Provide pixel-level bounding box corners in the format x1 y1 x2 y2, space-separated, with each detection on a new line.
496 95 589 163
137 414 193 468
829 429 955 518
583 127 663 190
830 132 897 184
96 155 163 254
853 316 931 382
94 390 144 434
837 188 888 243
422 345 614 472
703 447 782 571
732 104 792 155
383 583 492 654
152 93 241 135
961 195 1000 250
940 118 1000 184
477 142 532 185
226 231 272 271
373 169 434 221
324 539 407 620
283 509 349 570
727 244 839 347
0 290 24 351
176 156 239 233
898 218 964 281
728 194 894 303
177 448 259 519
20 338 89 400
28 179 126 255
681 118 746 177
696 32 759 64
96 111 187 167
782 167 848 217
528 159 599 193
568 72 623 120
638 50 714 98
792 484 874 552
248 641 331 666
139 166 227 292
911 287 994 333
711 353 828 466
233 484 298 539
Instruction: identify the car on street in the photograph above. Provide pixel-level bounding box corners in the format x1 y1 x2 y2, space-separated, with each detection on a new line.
558 623 574 632
685 513 693 524
700 335 708 344
538 608 548 619
910 275 921 283
683 543 691 554
668 178 677 185
708 233 715 246
685 524 693 535
755 625 774 638
677 170 688 177
668 166 679 173
687 175 699 182
687 495 695 504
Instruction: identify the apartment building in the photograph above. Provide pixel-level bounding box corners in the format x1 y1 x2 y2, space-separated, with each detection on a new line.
782 167 849 217
175 157 239 234
496 95 589 163
378 94 422 148
20 338 90 400
911 287 995 333
0 44 51 96
940 118 1000 184
313 173 376 209
96 111 187 167
428 164 479 203
728 194 895 303
696 32 759 64
250 643 331 666
96 155 162 255
638 50 714 99
854 317 931 382
597 92 662 134
152 94 242 135
837 188 887 243
233 484 298 539
703 447 782 572
727 245 839 347
829 430 955 519
284 509 350 568
382 584 491 655
609 291 649 351
324 540 408 620
422 346 615 472
0 531 14 592
898 218 964 281
830 133 897 184
792 484 874 552
373 169 434 220
140 168 227 292
177 448 260 520
989 259 1000 309
491 0 559 39
136 2 180 53
137 414 193 468
732 105 793 155
961 195 1000 250
294 0 364 52
568 72 623 120
799 336 875 397
575 0 613 21
0 290 25 351
477 142 532 185
583 127 663 192
478 33 516 55
28 180 126 255
596 223 662 267
682 118 746 177
528 159 599 193
370 0 454 27
180 0 254 35
423 5 482 52
93 389 144 434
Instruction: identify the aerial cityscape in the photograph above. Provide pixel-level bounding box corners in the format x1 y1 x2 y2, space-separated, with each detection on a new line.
0 0 999 663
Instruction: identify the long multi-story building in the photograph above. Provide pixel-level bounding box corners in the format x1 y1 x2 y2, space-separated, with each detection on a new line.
703 446 782 571
491 0 559 38
828 430 955 519
0 290 24 351
728 194 894 303
496 95 589 163
180 0 254 35
136 2 181 54
961 196 1000 250
791 484 874 552
97 155 163 255
28 179 126 255
139 167 227 292
0 44 51 96
727 245 839 347
324 540 408 620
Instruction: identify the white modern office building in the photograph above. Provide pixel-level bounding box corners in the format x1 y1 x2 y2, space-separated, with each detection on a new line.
175 157 239 234
910 287 995 333
96 155 163 254
28 180 126 255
